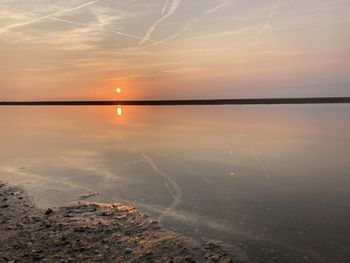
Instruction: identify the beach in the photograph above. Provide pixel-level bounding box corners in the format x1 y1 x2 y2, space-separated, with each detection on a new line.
0 181 243 263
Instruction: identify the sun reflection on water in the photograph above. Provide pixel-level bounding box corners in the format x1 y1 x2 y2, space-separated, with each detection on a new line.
117 106 122 116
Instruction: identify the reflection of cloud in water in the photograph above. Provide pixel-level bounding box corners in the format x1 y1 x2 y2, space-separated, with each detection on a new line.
136 201 257 242
136 201 324 260
0 165 93 192
251 149 270 179
0 150 123 205
156 152 221 188
117 159 146 170
141 153 183 223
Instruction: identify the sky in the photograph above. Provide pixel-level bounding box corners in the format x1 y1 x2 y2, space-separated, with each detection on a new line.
0 0 349 100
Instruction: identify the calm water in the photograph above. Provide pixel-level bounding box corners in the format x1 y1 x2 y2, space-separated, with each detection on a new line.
1 105 350 262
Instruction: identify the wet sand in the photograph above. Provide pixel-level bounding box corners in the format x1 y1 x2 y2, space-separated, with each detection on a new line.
0 181 245 263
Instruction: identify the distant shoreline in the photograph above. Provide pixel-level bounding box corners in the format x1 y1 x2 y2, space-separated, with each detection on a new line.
0 97 350 106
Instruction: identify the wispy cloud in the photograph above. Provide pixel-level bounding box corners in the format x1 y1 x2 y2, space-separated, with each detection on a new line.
204 0 231 16
0 0 100 34
251 0 281 46
161 0 170 15
189 26 257 41
50 17 169 46
139 0 182 45
154 0 232 44
0 4 168 47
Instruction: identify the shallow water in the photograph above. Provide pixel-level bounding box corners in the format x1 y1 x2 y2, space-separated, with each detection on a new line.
1 105 350 262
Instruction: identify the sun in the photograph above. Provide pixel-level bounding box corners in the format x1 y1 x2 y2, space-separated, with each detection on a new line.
116 88 122 94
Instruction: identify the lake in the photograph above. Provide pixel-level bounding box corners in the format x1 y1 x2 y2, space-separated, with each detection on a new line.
1 105 349 262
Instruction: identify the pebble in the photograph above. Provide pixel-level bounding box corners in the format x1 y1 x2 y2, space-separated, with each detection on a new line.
184 256 195 262
124 248 133 254
209 255 220 262
149 220 158 225
205 241 218 248
44 208 53 215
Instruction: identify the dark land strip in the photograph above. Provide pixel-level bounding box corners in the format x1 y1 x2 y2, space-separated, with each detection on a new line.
1 97 350 106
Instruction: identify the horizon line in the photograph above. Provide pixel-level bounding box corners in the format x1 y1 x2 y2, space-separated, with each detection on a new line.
1 96 350 106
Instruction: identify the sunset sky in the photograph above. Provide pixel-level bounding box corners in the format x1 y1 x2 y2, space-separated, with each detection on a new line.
0 0 349 100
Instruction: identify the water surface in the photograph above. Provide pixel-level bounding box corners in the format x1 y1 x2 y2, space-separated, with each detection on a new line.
1 105 349 262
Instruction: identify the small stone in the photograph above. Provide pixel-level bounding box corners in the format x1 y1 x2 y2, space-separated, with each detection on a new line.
44 208 53 215
124 248 133 254
209 255 220 262
184 256 195 262
149 220 158 225
205 241 217 248
1 204 9 208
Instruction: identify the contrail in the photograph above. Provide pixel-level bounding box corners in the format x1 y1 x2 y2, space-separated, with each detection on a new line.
139 0 182 45
50 17 169 45
252 0 281 46
0 2 170 45
0 0 100 34
204 0 231 16
153 0 231 45
161 0 170 15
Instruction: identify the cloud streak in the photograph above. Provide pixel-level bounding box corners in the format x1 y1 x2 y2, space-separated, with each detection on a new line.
154 0 232 44
251 0 281 46
204 0 231 16
0 4 169 46
0 0 100 34
161 0 170 15
139 0 182 45
50 17 169 45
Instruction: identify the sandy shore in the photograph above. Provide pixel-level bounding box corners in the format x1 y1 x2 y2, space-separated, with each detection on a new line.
0 182 244 263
